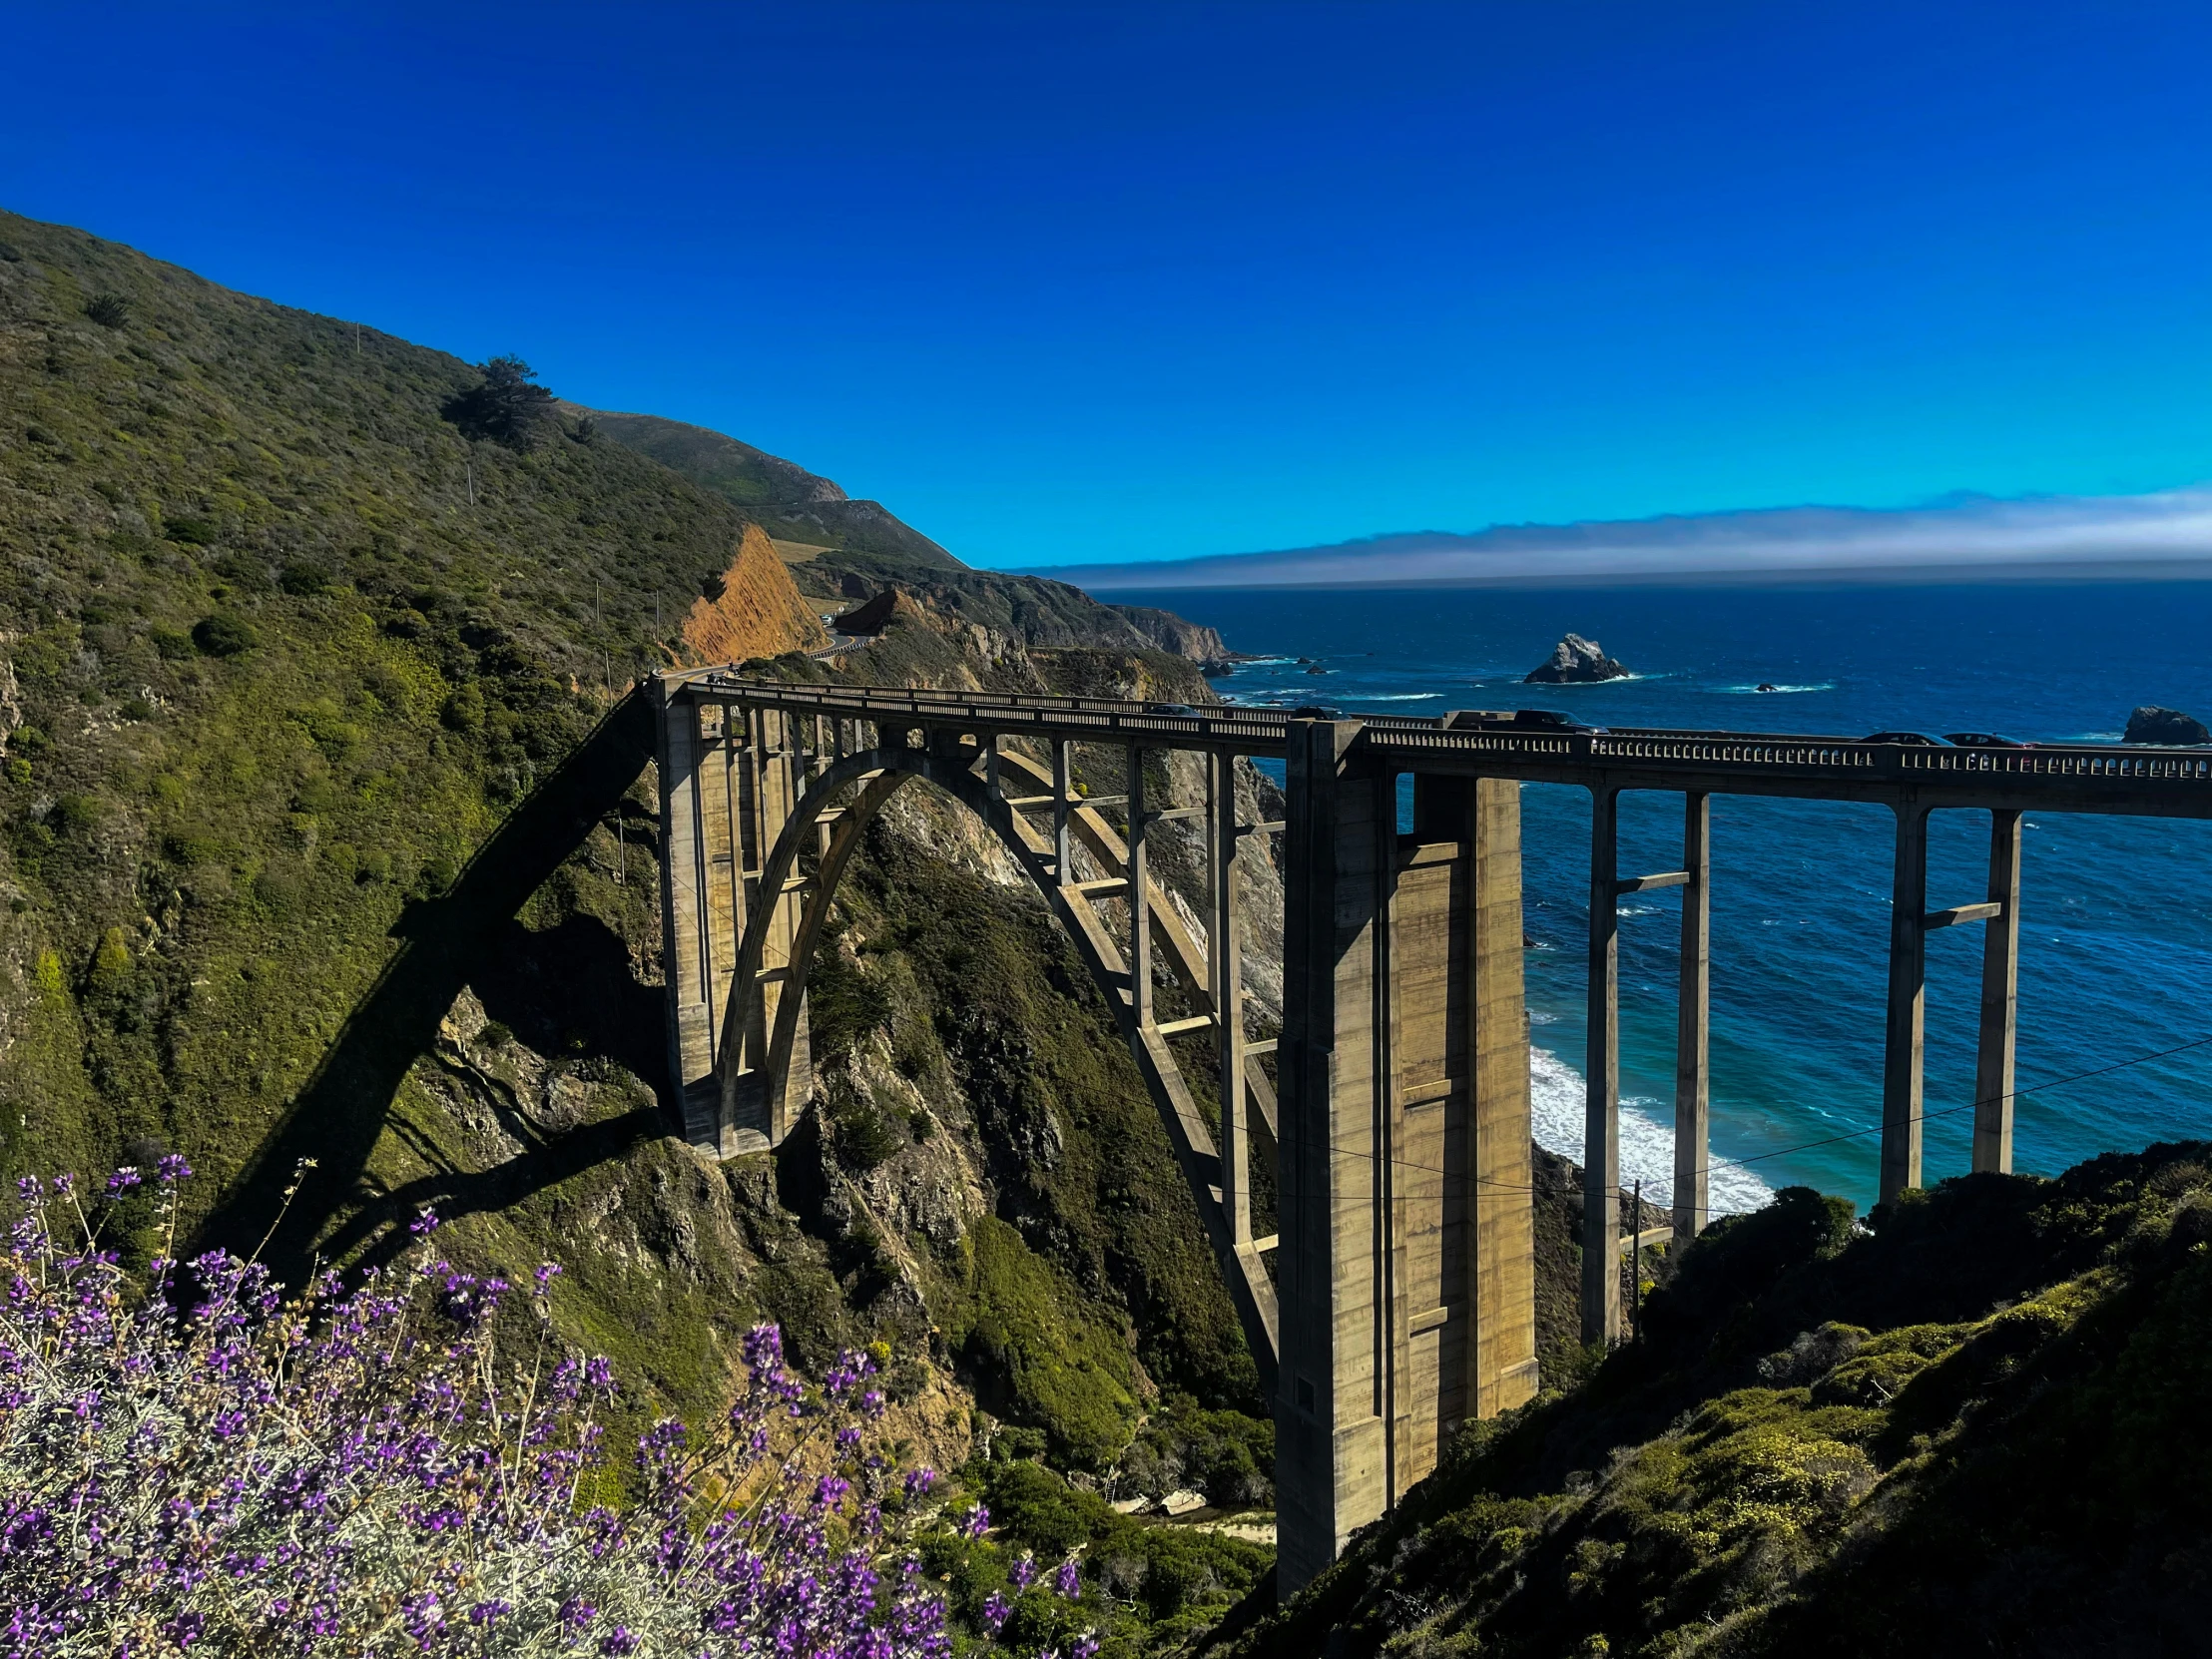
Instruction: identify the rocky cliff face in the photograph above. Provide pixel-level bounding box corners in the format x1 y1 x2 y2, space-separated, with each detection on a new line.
1110 604 1236 668
680 523 830 663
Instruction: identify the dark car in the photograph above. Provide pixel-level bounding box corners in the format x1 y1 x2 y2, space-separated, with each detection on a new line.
1144 702 1202 718
1861 731 1947 746
1289 704 1340 720
1513 708 1606 735
1943 732 2032 748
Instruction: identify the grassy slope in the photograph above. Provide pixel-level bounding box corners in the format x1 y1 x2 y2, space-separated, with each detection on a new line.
0 211 1290 1644
1220 1147 2212 1658
571 405 966 579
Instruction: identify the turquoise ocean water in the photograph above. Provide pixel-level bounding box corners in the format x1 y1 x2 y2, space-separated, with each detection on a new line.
1112 582 2212 1213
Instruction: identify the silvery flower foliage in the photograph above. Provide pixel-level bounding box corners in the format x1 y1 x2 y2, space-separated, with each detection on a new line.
0 1162 1089 1656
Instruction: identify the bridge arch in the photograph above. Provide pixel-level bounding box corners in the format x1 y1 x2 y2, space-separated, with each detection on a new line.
712 735 1283 1383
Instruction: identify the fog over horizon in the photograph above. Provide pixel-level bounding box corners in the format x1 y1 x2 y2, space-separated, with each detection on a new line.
1021 482 2212 590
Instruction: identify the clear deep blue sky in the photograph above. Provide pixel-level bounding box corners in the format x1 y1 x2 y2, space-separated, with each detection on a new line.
6 2 2210 568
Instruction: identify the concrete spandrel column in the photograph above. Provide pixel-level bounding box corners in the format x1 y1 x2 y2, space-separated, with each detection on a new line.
1972 808 2022 1175
1674 792 1711 1240
1881 797 1932 1205
1052 739 1072 884
1582 784 1622 1348
1212 750 1250 1243
1128 744 1152 1028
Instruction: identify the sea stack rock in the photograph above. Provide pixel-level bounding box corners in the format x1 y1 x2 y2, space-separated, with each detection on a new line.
2124 706 2211 746
1524 633 1629 685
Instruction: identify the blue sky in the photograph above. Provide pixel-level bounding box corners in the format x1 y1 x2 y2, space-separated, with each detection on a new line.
5 1 2211 569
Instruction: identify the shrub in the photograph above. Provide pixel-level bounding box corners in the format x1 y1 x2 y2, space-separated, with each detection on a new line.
192 614 257 657
83 292 132 327
151 627 195 659
277 561 329 596
441 355 556 450
164 514 217 547
0 1163 1001 1659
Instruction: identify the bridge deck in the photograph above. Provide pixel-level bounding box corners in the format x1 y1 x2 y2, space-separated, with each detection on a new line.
669 670 2212 818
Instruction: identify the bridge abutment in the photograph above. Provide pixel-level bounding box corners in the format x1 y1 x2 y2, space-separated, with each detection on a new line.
1276 722 1537 1596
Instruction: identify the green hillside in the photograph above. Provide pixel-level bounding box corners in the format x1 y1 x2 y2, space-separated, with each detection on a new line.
1222 1145 2212 1658
0 204 1261 1516
570 404 968 577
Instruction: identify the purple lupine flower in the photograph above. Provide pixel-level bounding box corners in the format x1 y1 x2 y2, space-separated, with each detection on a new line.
0 1163 954 1657
157 1153 193 1183
981 1592 1011 1632
1055 1557 1082 1598
105 1168 141 1195
1010 1553 1037 1590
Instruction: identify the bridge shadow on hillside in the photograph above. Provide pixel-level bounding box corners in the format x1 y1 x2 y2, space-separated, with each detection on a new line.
198 690 662 1287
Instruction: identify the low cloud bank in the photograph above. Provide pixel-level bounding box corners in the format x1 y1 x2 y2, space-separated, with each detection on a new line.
1028 486 2212 589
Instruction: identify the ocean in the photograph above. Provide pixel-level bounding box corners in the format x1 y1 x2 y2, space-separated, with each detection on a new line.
1112 581 2212 1214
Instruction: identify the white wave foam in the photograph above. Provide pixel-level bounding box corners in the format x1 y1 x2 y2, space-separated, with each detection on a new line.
1352 693 1445 703
1528 1047 1775 1218
1716 682 1835 695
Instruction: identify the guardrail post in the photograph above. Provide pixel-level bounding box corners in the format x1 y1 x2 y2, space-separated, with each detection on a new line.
1972 808 2022 1174
1582 783 1622 1346
1881 796 1931 1204
1673 791 1710 1240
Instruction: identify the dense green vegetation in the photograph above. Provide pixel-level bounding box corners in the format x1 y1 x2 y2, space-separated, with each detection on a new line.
1224 1145 2212 1658
0 207 1252 1456
0 212 1287 1659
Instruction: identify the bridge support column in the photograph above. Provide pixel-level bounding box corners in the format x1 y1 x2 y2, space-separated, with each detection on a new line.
1211 751 1251 1243
1972 809 2022 1174
1674 792 1711 1240
1582 785 1622 1346
652 688 815 1155
655 683 727 1146
1277 724 1535 1599
1128 745 1152 1026
1881 797 1931 1204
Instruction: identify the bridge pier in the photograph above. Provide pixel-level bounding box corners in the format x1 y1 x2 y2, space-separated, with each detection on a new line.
1973 809 2022 1174
1674 792 1711 1241
1881 798 1932 1204
1582 786 1623 1346
652 683 814 1155
1277 722 1537 1596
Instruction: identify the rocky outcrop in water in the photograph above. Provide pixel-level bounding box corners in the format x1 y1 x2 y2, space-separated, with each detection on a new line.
1524 633 1628 684
2124 706 2210 745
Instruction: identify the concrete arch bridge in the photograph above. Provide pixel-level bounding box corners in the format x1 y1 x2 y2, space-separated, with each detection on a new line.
652 669 2212 1595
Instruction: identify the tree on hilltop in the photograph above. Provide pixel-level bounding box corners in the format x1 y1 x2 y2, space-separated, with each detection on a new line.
441 354 556 449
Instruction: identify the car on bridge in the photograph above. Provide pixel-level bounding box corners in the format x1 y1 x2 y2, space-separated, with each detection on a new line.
1861 730 1948 746
1944 731 2034 748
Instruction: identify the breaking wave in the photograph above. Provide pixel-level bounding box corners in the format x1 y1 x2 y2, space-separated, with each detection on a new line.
1528 1046 1775 1218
